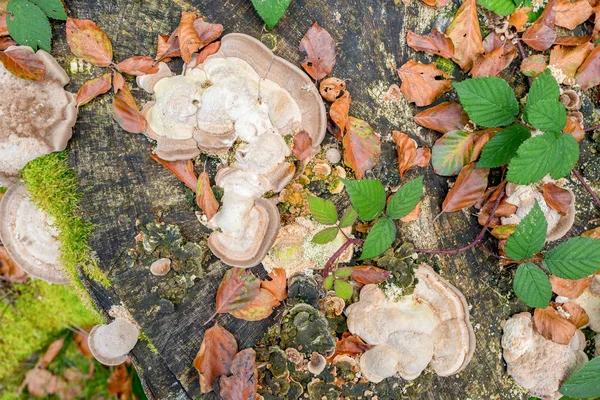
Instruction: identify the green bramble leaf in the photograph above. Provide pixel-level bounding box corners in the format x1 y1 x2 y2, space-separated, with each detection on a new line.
478 0 516 16
453 77 519 128
525 69 560 111
341 179 386 222
543 237 600 279
477 124 531 168
560 357 600 398
334 279 354 300
323 275 334 290
339 206 358 228
251 0 293 29
513 263 552 308
312 227 339 244
6 0 52 51
31 0 68 20
308 196 338 225
387 176 424 219
505 201 547 260
507 133 579 184
432 130 474 176
359 217 396 260
335 267 353 278
524 99 567 133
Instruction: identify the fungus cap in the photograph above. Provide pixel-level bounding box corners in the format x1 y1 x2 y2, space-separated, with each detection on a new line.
88 318 140 366
0 183 67 284
136 62 172 94
150 258 171 276
307 352 327 375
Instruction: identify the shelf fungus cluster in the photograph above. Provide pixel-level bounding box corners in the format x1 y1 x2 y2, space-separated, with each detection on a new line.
345 264 476 382
139 33 325 268
0 183 67 284
0 46 77 187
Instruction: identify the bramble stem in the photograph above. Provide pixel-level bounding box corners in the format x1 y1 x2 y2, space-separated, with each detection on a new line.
572 168 600 209
322 237 363 277
584 124 600 132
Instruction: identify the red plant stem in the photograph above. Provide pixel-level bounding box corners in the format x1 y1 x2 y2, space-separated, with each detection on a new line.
572 168 600 209
584 124 600 132
322 237 363 278
477 243 509 260
414 186 506 255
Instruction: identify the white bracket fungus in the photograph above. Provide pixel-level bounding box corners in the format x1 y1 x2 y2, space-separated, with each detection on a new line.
345 264 476 382
88 318 140 366
0 183 67 284
0 46 77 187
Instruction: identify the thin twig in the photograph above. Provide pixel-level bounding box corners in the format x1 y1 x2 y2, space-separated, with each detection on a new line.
321 237 363 277
572 168 600 209
584 124 600 132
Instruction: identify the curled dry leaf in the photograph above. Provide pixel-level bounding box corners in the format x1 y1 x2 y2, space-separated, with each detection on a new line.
533 306 577 345
406 29 454 59
343 116 381 179
508 7 533 32
116 56 159 76
41 337 65 368
0 245 27 283
107 364 132 398
351 266 391 285
563 114 585 142
392 131 430 178
25 369 66 397
446 0 483 71
194 322 238 393
0 12 7 36
554 35 593 46
214 268 261 316
193 18 223 46
320 77 346 102
549 275 591 298
0 47 46 81
0 37 17 51
112 71 125 93
195 41 221 66
477 182 506 227
520 54 547 77
261 268 288 302
149 154 198 191
549 42 593 82
522 0 557 51
299 22 336 80
471 128 500 162
65 18 113 67
76 73 112 107
155 31 181 61
292 130 313 161
330 91 351 137
553 0 593 30
397 61 452 107
196 171 219 221
178 12 202 64
219 348 258 400
112 85 146 134
413 101 469 134
582 227 600 238
400 200 422 222
555 302 589 328
470 37 517 78
442 162 489 213
576 44 600 90
74 330 93 358
542 182 573 215
331 332 371 359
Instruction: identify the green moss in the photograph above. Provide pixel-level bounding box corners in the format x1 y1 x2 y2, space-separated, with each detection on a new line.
20 152 110 308
139 331 158 354
0 280 101 393
0 186 7 194
435 56 456 76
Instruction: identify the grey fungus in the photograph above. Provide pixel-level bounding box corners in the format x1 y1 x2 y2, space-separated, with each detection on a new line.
307 352 327 376
559 89 581 111
88 318 140 366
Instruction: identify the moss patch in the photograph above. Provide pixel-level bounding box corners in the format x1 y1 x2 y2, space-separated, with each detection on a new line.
0 280 101 394
20 152 110 307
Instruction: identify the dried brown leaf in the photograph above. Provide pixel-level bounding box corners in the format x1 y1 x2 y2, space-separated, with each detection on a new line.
178 12 202 63
0 12 7 36
351 266 391 284
193 322 238 394
442 162 489 213
446 0 483 71
155 31 181 61
470 39 517 77
215 268 261 316
419 0 451 6
196 171 219 221
195 41 221 66
76 73 112 107
576 43 600 90
74 330 93 358
555 302 590 328
25 369 66 397
549 275 591 298
520 54 547 76
542 182 573 215
400 200 422 222
397 61 452 106
299 22 336 80
41 338 65 368
0 47 46 81
219 349 258 400
112 71 125 93
292 130 313 161
523 0 557 51
320 77 346 102
193 18 223 46
554 34 593 46
112 85 146 134
107 364 131 398
228 289 280 321
392 131 430 178
330 332 371 359
534 306 577 345
563 114 585 142
413 101 469 134
149 154 198 191
343 116 381 179
330 91 351 137
509 7 533 32
0 37 17 51
554 0 593 29
582 227 600 238
407 29 455 59
471 128 500 162
66 18 113 67
550 42 594 82
261 268 287 302
0 245 27 283
116 56 159 76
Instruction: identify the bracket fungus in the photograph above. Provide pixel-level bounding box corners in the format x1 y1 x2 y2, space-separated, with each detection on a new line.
501 181 575 241
88 318 140 366
0 183 67 284
0 46 77 187
502 312 588 400
345 264 475 382
557 275 600 335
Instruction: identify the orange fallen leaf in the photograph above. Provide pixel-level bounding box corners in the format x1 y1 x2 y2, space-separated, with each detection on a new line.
470 34 517 77
542 182 573 215
299 22 336 80
193 18 223 47
330 332 371 360
509 7 533 32
397 61 452 106
407 29 454 59
471 128 500 162
65 18 113 67
193 322 238 394
76 73 112 107
228 289 280 321
214 268 261 318
0 12 7 36
563 114 585 142
195 41 221 66
442 162 489 213
554 302 589 328
116 56 159 76
401 200 422 222
446 0 483 71
196 171 219 221
533 306 577 345
554 34 593 46
392 131 430 178
413 101 469 134
520 54 547 77
0 47 46 81
549 42 594 82
522 0 557 51
576 43 600 90
41 338 65 368
553 0 593 30
219 348 258 400
155 31 181 61
112 85 146 134
351 266 391 285
0 37 17 51
149 153 197 190
177 12 202 64
112 71 125 93
292 130 313 161
0 245 27 283
25 369 66 397
261 268 287 302
330 91 351 137
343 116 381 179
107 364 132 398
319 77 347 102
73 330 93 358
549 275 591 298
582 227 600 238
419 0 451 7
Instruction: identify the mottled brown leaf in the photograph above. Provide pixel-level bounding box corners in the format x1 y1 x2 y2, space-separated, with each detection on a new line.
397 61 452 106
299 22 336 80
215 268 261 316
419 0 451 6
319 77 346 102
471 128 500 162
582 227 600 238
400 200 422 222
351 266 391 284
542 182 573 215
520 54 547 76
177 12 202 63
576 43 600 90
0 12 7 36
112 85 146 134
116 56 159 76
330 332 371 359
193 18 223 46
149 154 198 191
195 41 221 66
550 42 594 82
196 171 219 221
446 0 483 71
533 306 577 345
219 349 258 400
563 114 585 142
330 91 351 137
509 7 533 32
442 162 489 213
41 338 65 368
228 289 280 321
554 35 593 46
74 330 93 358
554 0 593 29
413 101 469 133
25 369 66 397
392 131 430 178
343 116 381 179
194 322 238 393
292 130 313 161
470 37 517 77
549 275 591 298
523 0 557 51
155 31 181 61
407 29 454 59
112 71 125 93
0 245 27 283
0 37 17 51
261 268 287 302
554 302 589 328
107 364 131 398
76 73 111 107
66 18 113 67
0 47 45 81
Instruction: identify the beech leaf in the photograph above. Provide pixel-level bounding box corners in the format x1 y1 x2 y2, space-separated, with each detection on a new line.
351 266 391 285
522 0 556 51
193 18 223 46
76 73 112 107
116 56 159 76
432 130 474 176
0 46 45 81
553 0 593 30
442 163 489 213
196 41 221 66
342 116 381 179
549 275 591 298
397 61 452 107
193 322 238 393
219 349 258 400
533 306 576 345
392 131 431 179
576 44 600 90
178 12 202 64
261 268 287 302
112 85 146 134
228 289 280 321
542 182 573 215
292 130 313 161
330 91 351 137
215 268 261 315
413 101 469 134
0 37 17 51
446 0 484 71
66 18 113 66
149 154 198 191
406 29 454 59
299 22 336 80
549 43 593 81
196 171 219 221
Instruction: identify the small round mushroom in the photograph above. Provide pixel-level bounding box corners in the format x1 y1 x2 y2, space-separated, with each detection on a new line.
325 148 342 164
559 90 581 111
150 258 171 276
307 352 327 375
88 318 139 366
0 183 67 284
